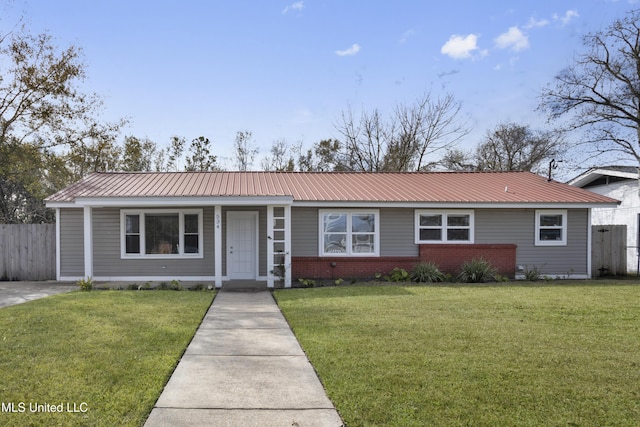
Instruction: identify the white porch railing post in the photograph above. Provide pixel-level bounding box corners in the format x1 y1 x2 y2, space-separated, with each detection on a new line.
267 205 275 288
267 205 290 288
284 204 292 288
214 205 222 288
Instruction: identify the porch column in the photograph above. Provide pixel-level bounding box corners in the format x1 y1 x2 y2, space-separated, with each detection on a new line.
83 206 93 278
214 205 222 288
55 208 61 281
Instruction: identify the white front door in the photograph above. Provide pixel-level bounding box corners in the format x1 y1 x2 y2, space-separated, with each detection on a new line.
227 212 258 279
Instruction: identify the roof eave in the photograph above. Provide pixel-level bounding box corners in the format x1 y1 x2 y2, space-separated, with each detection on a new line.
45 201 77 208
568 168 638 187
292 201 619 208
60 195 295 207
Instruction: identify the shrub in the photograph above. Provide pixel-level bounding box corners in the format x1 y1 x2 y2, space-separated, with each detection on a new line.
298 278 316 288
77 277 94 291
523 266 541 281
456 258 498 283
385 267 411 282
411 262 446 283
158 280 183 291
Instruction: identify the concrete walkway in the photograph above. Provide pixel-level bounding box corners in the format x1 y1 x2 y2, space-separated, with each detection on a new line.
145 290 343 427
0 281 76 308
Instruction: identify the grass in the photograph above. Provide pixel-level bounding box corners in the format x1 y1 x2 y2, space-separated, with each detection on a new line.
0 290 214 427
275 281 640 426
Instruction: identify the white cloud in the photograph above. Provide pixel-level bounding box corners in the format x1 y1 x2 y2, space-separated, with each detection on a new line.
399 29 416 44
553 10 579 26
494 26 529 52
335 43 361 57
524 17 550 29
440 34 480 59
282 1 304 14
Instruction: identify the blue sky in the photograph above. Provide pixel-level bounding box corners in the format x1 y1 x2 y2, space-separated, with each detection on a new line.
3 0 638 171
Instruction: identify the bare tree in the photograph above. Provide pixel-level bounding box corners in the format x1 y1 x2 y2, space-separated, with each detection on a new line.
233 130 258 171
539 8 640 164
476 123 564 173
335 93 469 172
441 148 476 171
338 107 388 171
165 136 186 171
297 139 349 171
261 139 296 171
443 122 564 173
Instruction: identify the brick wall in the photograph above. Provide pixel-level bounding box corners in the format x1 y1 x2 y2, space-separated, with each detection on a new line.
292 244 517 280
418 244 517 277
291 256 419 281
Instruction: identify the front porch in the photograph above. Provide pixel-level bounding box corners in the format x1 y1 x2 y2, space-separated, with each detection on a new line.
68 201 292 289
213 204 292 289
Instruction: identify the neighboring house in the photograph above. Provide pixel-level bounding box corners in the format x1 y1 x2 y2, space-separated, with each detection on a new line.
568 166 639 274
45 171 618 287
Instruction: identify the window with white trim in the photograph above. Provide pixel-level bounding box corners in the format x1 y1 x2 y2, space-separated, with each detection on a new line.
415 210 474 244
319 210 379 256
535 210 567 246
121 209 203 258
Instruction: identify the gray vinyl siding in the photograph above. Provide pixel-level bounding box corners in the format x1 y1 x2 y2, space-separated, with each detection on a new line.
59 208 84 277
221 206 267 277
379 208 418 256
291 207 318 256
475 209 588 276
291 206 589 276
291 207 418 257
77 204 588 279
92 207 215 277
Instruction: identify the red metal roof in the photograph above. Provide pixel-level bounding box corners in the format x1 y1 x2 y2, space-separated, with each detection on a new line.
45 171 619 205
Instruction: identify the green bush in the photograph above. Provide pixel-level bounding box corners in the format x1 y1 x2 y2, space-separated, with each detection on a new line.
456 258 498 283
298 278 316 288
523 266 541 281
411 262 447 283
76 277 94 291
385 267 411 282
158 280 183 291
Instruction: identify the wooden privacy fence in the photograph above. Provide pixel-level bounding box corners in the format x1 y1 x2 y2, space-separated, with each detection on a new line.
591 225 627 277
0 224 56 281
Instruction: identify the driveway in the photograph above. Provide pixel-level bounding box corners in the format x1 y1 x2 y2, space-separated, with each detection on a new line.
0 281 77 308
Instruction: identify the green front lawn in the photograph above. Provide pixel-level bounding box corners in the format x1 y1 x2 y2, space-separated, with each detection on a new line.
0 290 214 427
275 282 640 426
